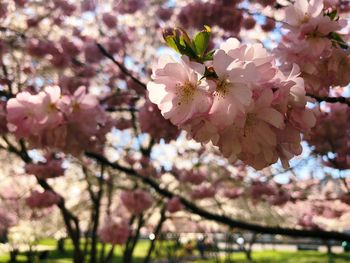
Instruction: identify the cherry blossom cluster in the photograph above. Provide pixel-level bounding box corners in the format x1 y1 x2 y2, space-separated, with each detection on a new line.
221 181 291 207
275 0 349 96
191 185 216 200
298 213 320 229
25 154 65 180
148 38 316 169
0 207 17 235
120 190 153 215
172 167 208 185
115 0 144 14
177 0 281 34
26 190 61 209
139 99 180 143
6 86 111 155
166 197 183 213
98 217 130 245
178 0 243 34
305 103 349 169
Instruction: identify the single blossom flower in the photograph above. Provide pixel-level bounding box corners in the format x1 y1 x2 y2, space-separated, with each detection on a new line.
147 55 212 125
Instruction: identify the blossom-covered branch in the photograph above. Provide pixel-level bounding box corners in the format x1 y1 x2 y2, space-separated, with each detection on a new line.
86 151 350 242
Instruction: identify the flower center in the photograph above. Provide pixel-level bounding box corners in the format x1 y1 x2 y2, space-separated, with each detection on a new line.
215 78 230 97
300 13 310 24
243 113 256 137
176 81 196 105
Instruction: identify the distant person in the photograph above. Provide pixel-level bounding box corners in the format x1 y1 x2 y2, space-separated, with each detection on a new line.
185 240 194 255
197 236 206 259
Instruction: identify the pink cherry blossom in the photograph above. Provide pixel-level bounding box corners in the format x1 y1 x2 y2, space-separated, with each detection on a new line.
147 55 212 126
339 193 350 205
120 189 153 214
60 37 80 57
166 197 183 213
26 190 61 209
223 187 244 199
243 17 256 30
139 99 180 143
298 213 320 230
25 154 65 179
102 13 117 28
182 117 219 144
276 0 348 96
306 103 349 169
7 91 47 137
269 189 291 206
0 207 17 235
99 217 130 245
208 50 252 129
238 89 285 167
0 3 8 19
81 0 96 12
7 86 110 155
84 41 103 63
250 182 276 202
6 86 61 135
179 170 207 185
191 185 216 200
149 37 316 169
36 86 64 128
284 0 324 29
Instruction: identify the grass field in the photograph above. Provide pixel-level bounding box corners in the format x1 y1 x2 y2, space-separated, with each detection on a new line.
0 239 350 262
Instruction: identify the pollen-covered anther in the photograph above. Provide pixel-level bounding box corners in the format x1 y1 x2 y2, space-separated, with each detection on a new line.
178 81 196 104
215 78 230 97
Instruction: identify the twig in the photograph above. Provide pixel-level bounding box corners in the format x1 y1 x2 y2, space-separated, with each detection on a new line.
307 93 350 106
96 43 147 90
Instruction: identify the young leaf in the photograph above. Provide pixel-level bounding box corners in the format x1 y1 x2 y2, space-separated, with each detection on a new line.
162 27 198 59
325 9 337 21
202 50 215 61
163 28 182 53
329 32 348 49
192 26 211 57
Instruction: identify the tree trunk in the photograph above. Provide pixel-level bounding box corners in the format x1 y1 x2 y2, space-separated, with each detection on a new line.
57 238 65 253
9 249 18 263
73 249 84 263
123 215 144 263
143 207 166 263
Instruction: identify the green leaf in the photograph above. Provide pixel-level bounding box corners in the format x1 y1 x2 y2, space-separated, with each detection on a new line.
192 26 211 56
162 27 198 59
164 36 181 53
329 32 348 49
325 9 337 21
176 27 193 50
202 50 215 61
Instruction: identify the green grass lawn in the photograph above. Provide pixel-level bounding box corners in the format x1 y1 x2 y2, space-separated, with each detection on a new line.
1 239 350 262
194 250 350 263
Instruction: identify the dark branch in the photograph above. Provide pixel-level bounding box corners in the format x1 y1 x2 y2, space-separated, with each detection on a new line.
96 43 147 90
86 151 350 242
307 93 350 106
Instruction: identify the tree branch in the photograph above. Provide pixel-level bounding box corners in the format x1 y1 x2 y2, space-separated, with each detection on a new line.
96 43 147 90
86 152 350 242
307 93 350 106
